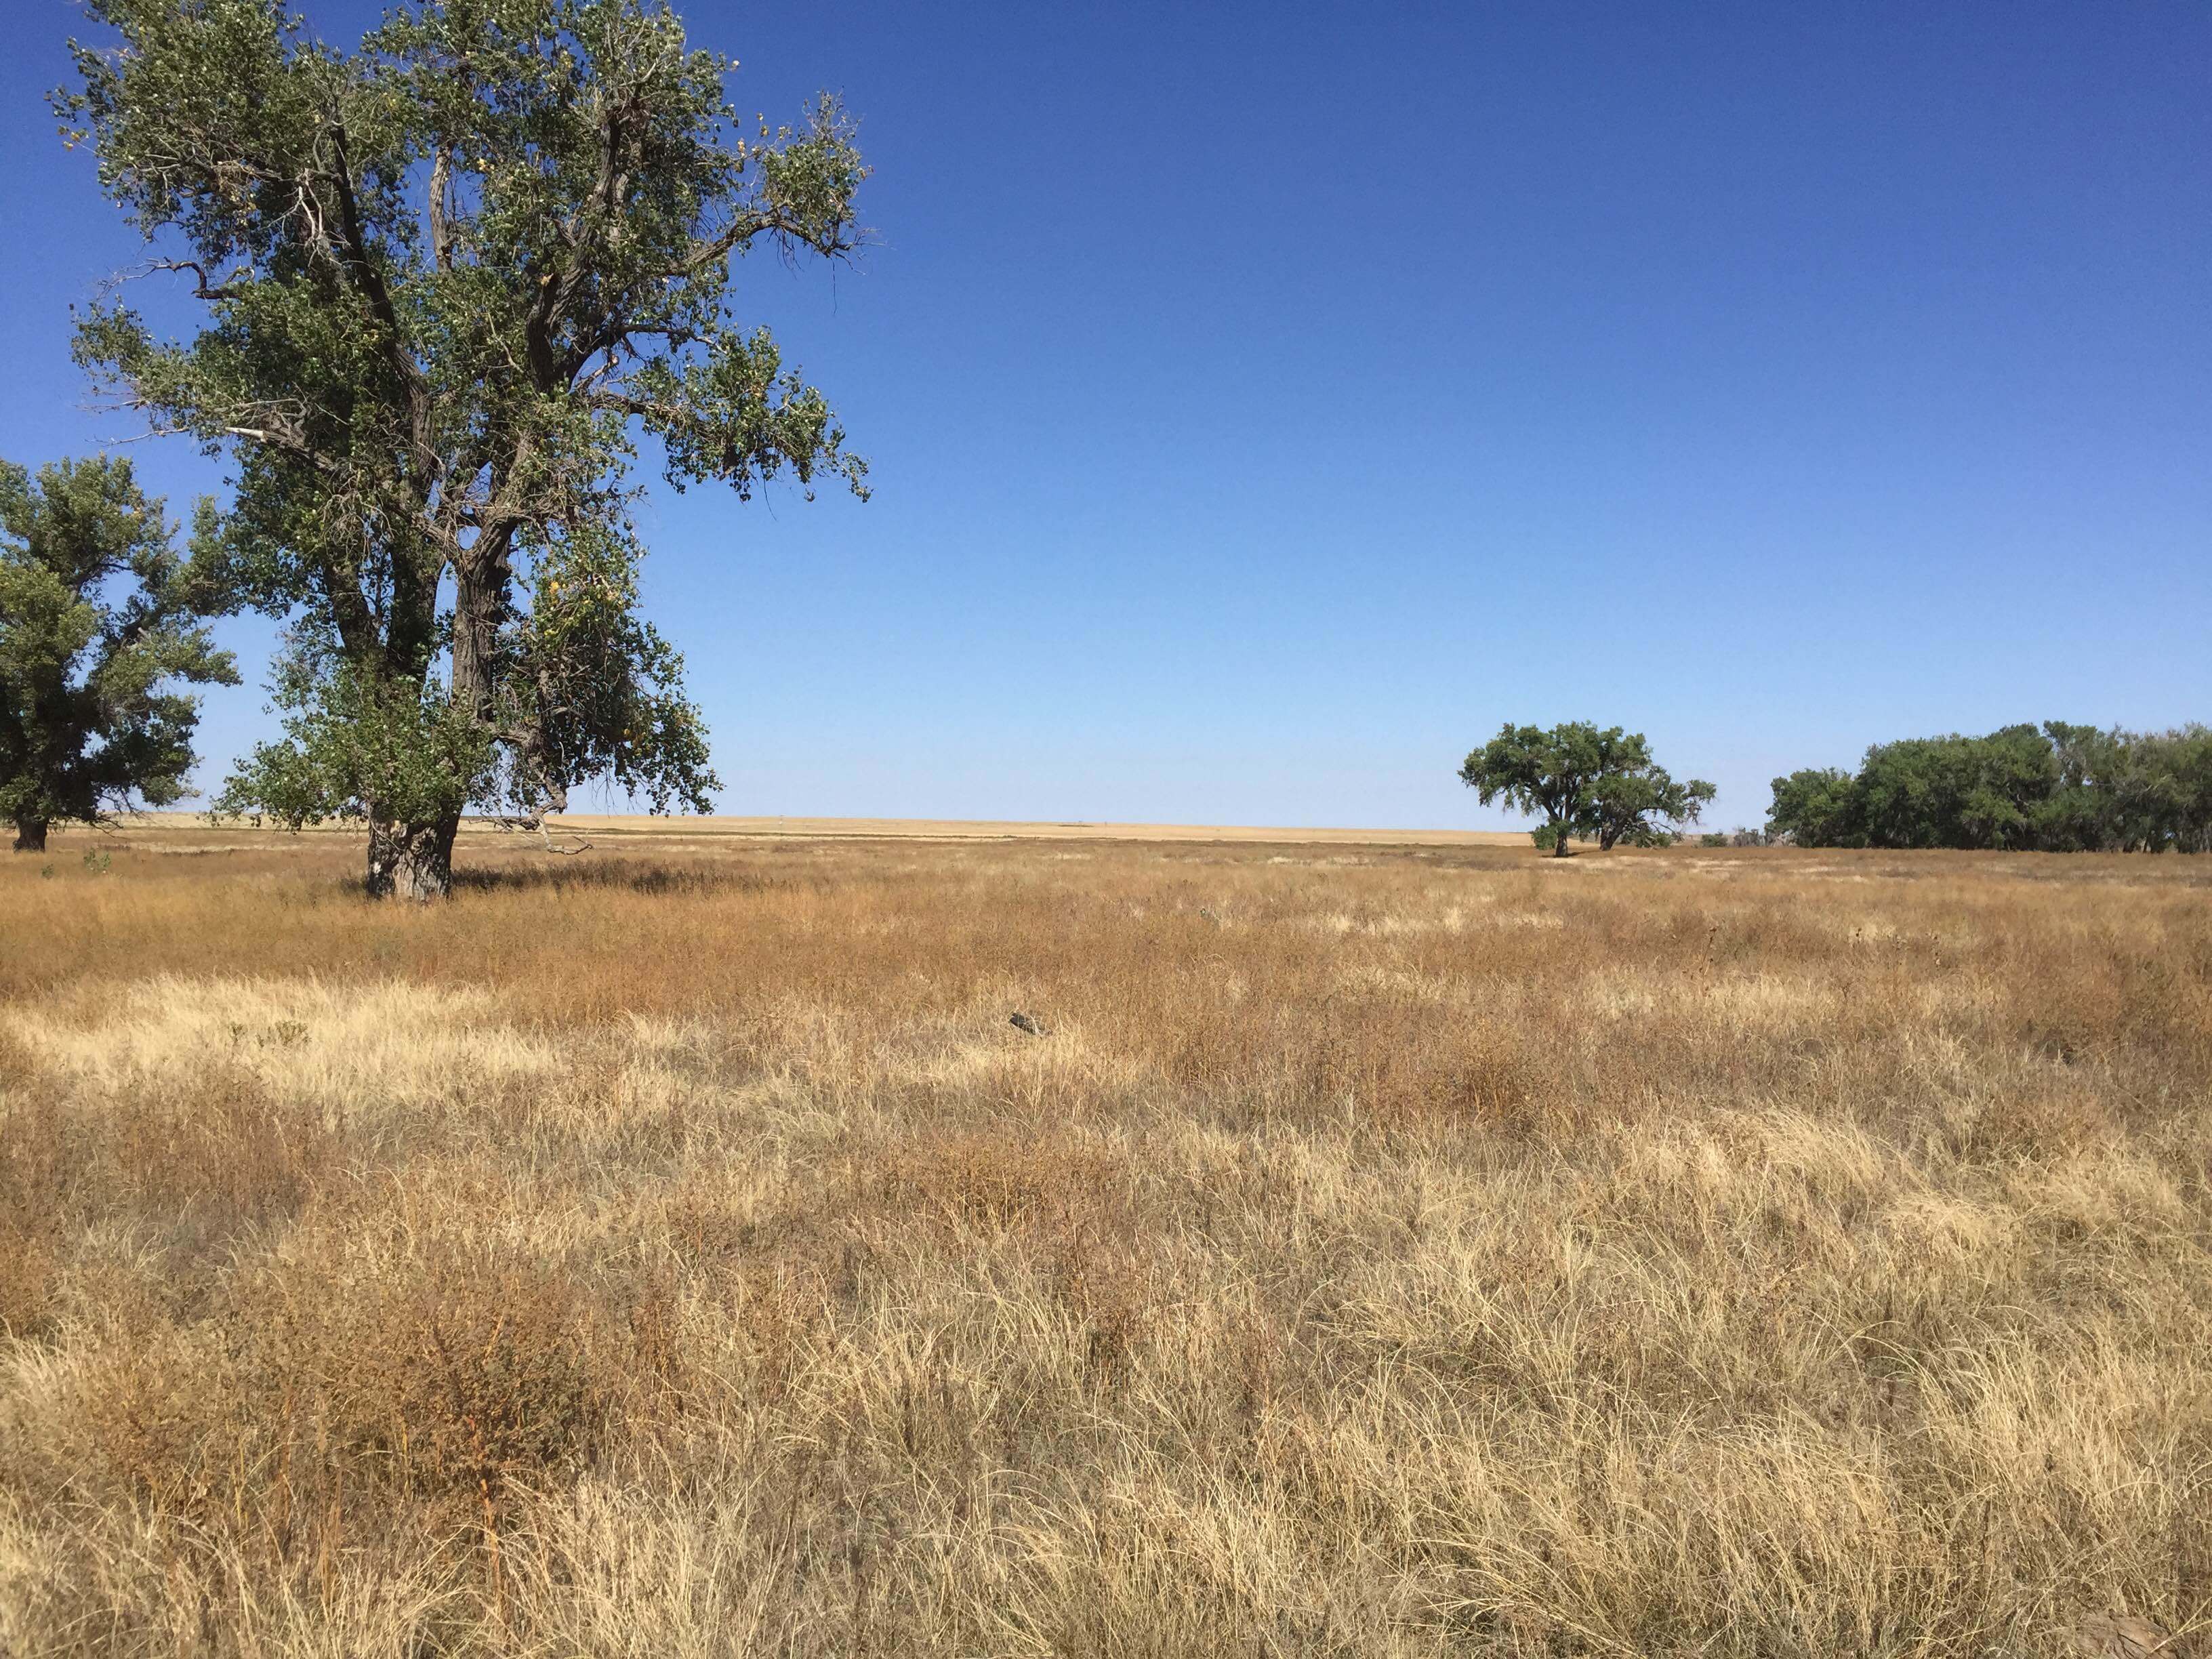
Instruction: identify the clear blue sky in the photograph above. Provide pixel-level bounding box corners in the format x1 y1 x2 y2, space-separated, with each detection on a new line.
3 2 2207 830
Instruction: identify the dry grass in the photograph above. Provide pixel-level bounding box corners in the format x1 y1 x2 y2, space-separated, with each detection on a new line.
2 822 2209 1656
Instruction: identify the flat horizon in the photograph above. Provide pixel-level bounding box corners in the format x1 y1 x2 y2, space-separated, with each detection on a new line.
127 811 1538 846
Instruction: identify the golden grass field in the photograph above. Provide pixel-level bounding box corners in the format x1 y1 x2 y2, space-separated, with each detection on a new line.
2 819 2208 1656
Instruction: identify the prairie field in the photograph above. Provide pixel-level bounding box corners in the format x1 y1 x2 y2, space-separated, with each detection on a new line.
1 823 2208 1657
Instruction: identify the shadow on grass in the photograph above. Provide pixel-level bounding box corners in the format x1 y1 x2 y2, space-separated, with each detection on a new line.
447 860 799 898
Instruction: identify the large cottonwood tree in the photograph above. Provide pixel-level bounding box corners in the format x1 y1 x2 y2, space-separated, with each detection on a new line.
1459 722 1714 856
62 0 869 897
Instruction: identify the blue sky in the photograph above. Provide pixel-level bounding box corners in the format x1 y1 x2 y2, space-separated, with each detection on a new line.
3 1 2207 830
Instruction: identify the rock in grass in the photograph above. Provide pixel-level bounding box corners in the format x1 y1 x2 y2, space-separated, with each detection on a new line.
2067 1612 2190 1658
1008 1011 1046 1037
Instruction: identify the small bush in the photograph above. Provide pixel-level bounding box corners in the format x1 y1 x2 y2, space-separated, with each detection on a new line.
288 1254 613 1509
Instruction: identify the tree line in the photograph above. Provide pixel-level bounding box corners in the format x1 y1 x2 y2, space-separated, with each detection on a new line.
1457 721 2212 857
1767 724 2212 853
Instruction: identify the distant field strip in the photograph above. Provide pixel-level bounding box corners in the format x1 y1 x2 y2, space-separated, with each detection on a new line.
134 811 1539 846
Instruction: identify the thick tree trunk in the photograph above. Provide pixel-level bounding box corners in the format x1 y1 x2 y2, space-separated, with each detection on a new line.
451 558 501 726
12 817 47 854
366 812 459 901
1551 815 1572 857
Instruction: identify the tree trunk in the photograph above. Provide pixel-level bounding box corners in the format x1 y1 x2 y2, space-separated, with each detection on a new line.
12 817 47 854
450 557 501 727
1551 815 1572 857
366 812 459 901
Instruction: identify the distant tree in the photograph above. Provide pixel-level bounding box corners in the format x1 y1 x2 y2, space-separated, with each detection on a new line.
0 455 237 852
2117 725 2212 853
1850 738 1963 850
1461 722 1602 859
1959 724 2060 849
1766 767 1861 847
61 0 869 897
1460 722 1713 857
2036 722 2129 852
1588 756 1715 851
1851 725 2055 851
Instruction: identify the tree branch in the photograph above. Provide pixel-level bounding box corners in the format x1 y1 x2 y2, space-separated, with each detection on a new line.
325 121 440 490
427 145 457 272
144 258 246 301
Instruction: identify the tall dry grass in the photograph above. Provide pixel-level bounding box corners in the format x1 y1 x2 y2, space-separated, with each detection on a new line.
1 824 2208 1656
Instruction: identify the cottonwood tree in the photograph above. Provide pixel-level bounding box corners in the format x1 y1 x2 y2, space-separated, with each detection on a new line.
1458 722 1713 857
1587 753 1715 851
0 455 237 853
60 0 869 897
1765 766 1860 848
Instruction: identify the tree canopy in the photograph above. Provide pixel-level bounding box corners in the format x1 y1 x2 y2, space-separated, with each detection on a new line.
0 455 237 852
1459 722 1714 856
1767 723 2212 852
60 0 869 896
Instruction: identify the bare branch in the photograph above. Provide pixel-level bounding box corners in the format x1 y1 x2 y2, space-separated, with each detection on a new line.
427 146 457 272
142 258 247 301
478 810 592 855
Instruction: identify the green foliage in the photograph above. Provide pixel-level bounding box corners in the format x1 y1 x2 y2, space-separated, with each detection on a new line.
59 0 865 880
1588 760 1714 852
1766 769 1861 848
1460 722 1713 856
213 634 493 830
1853 724 2055 851
0 455 237 842
1460 722 1610 855
491 518 716 816
1767 724 2212 852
